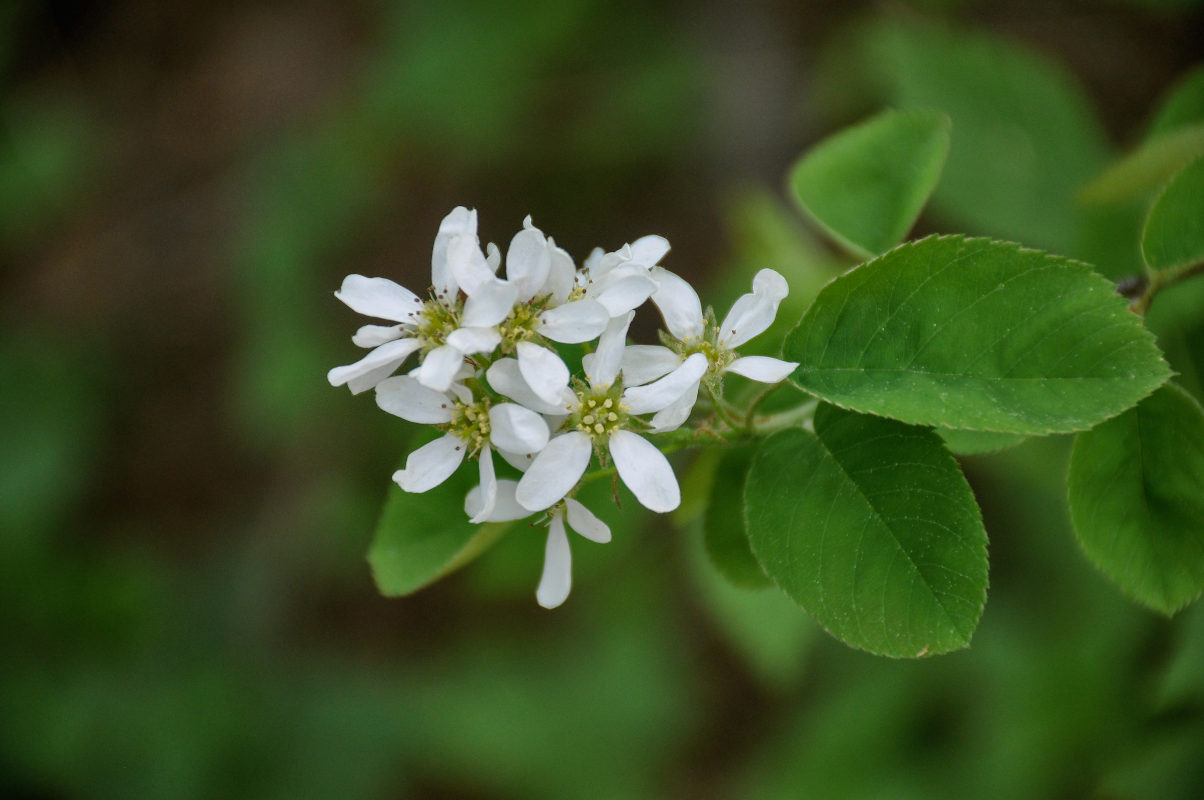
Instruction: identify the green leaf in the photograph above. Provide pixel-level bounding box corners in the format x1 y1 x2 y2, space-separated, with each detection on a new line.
744 405 988 657
1079 123 1204 204
850 21 1110 254
784 235 1170 434
704 445 770 589
937 428 1027 456
1147 63 1204 140
788 108 951 258
1142 156 1204 274
369 459 514 596
1068 383 1204 615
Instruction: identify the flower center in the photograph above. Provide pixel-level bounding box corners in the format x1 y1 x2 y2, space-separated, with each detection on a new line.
449 398 492 455
414 296 462 350
498 294 552 352
668 309 734 382
570 383 628 445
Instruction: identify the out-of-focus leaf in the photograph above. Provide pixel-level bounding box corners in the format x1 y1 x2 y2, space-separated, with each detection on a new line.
784 235 1170 434
1147 63 1204 139
1142 156 1204 274
1068 384 1204 614
788 108 951 258
704 445 768 589
745 407 988 657
938 428 1027 455
852 20 1110 253
1079 124 1204 204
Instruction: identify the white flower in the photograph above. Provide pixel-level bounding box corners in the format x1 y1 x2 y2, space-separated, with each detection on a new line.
464 481 610 610
622 268 799 430
510 312 708 514
328 207 518 395
376 375 549 522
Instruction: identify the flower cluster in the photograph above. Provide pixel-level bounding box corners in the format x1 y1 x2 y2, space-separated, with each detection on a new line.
330 207 796 608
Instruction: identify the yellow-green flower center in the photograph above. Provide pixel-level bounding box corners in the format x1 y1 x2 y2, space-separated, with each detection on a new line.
449 398 492 455
570 384 628 445
414 297 462 351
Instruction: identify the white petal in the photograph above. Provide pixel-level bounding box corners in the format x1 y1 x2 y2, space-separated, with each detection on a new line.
486 358 576 415
375 375 455 423
719 268 789 348
495 448 536 473
594 274 657 317
352 323 406 348
609 430 680 513
649 381 698 433
544 240 576 304
725 355 798 383
587 311 633 390
446 233 495 296
485 241 501 273
516 431 592 511
622 352 707 415
461 278 518 328
465 479 530 522
468 449 498 523
393 434 466 493
488 402 550 454
345 361 406 395
446 326 501 355
431 207 477 302
416 345 465 392
506 225 552 302
565 498 610 543
517 342 571 405
649 267 704 342
536 514 572 609
621 344 682 386
627 234 670 267
537 299 609 343
335 275 423 322
328 337 421 391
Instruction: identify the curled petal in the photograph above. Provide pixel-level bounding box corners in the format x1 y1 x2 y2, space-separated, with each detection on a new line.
622 352 707 415
328 337 421 392
393 433 466 493
725 355 798 383
461 278 518 328
447 233 495 296
627 234 670 267
416 345 465 392
593 273 657 317
587 311 633 390
517 342 571 406
718 268 789 349
536 514 572 609
488 402 550 454
516 431 592 511
621 344 681 386
446 326 501 355
649 267 704 342
485 242 501 273
431 207 477 302
538 299 609 343
544 239 576 305
506 225 552 302
609 430 680 513
465 479 530 522
352 323 406 348
375 375 455 423
335 275 423 323
486 358 575 415
565 498 610 543
468 448 498 523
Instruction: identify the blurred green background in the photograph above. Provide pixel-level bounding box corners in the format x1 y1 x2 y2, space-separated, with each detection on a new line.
3 1 1204 797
